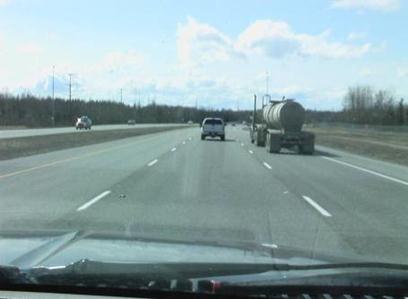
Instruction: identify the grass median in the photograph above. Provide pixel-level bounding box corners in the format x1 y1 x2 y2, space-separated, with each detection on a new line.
310 126 408 166
0 125 189 161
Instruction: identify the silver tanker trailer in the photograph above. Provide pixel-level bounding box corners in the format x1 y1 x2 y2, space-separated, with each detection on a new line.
250 95 315 154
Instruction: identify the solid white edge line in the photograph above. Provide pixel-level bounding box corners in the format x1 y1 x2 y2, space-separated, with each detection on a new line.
263 162 272 169
249 150 254 154
302 195 332 217
322 156 408 187
147 159 158 167
171 147 177 152
77 190 111 211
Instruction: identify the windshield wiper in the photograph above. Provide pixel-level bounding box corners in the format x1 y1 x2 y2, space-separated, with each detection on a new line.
269 261 408 271
0 265 32 286
3 261 408 297
216 262 408 297
28 260 408 280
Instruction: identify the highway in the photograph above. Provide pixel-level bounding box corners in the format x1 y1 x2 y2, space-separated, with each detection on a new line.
0 123 185 139
0 125 408 264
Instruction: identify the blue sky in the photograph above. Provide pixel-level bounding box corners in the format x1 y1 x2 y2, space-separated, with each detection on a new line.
0 0 407 110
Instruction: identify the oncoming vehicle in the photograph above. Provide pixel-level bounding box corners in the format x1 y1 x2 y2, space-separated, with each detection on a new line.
76 116 92 130
127 119 136 125
201 117 225 141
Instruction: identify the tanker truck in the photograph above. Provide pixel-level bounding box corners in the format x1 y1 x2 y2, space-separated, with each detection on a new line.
249 95 315 154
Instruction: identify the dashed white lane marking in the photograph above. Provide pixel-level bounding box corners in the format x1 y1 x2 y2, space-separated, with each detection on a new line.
171 147 177 152
77 191 111 211
241 143 244 146
249 150 254 154
188 137 192 141
322 156 408 187
302 195 332 217
147 159 158 167
262 243 278 249
263 162 272 169
182 141 186 145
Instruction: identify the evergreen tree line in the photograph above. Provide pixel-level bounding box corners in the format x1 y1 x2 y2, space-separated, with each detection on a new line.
0 93 251 127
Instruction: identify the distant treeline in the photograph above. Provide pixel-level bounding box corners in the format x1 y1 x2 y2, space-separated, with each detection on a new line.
306 86 407 126
0 93 251 127
1 85 407 128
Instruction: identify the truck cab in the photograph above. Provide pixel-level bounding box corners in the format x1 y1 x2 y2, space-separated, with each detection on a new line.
201 118 225 141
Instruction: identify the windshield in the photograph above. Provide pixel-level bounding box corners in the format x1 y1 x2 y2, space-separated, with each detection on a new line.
1 0 408 296
204 119 223 125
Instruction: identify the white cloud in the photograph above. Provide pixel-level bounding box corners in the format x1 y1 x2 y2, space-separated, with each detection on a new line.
331 0 400 11
347 32 366 40
177 17 242 67
0 0 9 6
177 18 372 65
31 75 70 95
236 20 371 59
236 21 299 58
397 67 408 78
17 43 43 54
99 50 144 73
359 67 377 77
14 50 145 99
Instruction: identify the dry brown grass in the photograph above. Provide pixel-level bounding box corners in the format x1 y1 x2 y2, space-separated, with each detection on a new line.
0 126 27 130
310 127 408 166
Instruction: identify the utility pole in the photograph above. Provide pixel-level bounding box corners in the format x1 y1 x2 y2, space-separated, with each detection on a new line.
263 71 271 107
52 66 55 99
266 71 269 95
68 73 74 101
52 66 55 126
252 94 256 129
120 88 123 103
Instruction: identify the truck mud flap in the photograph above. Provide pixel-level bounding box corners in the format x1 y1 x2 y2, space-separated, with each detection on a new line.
266 132 281 153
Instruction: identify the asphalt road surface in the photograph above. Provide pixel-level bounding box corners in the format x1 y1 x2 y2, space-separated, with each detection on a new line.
0 125 407 264
0 123 185 139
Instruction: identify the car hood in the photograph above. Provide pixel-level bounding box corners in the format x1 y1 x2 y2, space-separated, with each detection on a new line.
0 229 359 270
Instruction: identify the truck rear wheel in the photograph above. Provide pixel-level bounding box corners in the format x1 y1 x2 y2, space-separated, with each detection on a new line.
266 132 281 153
299 134 315 155
299 142 314 155
255 131 265 147
249 129 255 143
201 135 205 140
